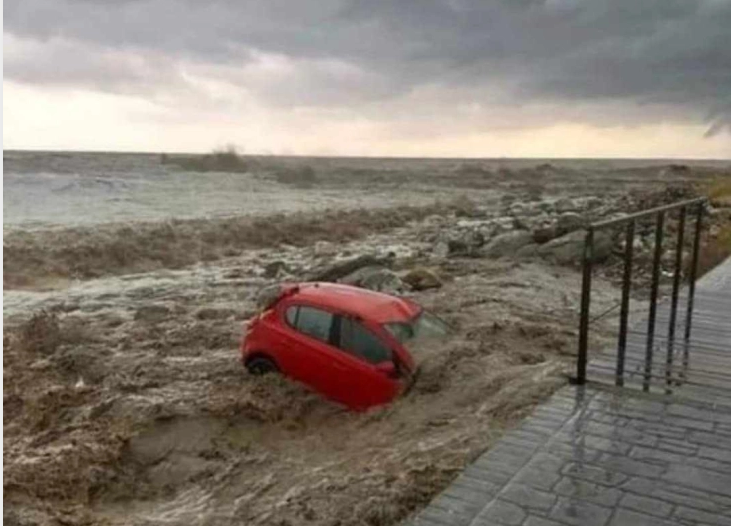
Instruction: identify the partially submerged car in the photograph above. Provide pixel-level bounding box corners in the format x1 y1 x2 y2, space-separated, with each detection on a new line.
241 282 448 410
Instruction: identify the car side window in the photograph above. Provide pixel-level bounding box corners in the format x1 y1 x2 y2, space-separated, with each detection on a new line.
339 317 391 364
292 305 333 343
285 306 298 326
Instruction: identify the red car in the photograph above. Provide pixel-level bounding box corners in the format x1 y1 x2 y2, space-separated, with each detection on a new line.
241 282 447 410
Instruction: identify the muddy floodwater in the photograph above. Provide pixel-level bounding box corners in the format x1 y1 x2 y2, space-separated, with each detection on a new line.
4 151 731 525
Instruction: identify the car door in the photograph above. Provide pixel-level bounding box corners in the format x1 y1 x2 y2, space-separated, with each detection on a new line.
331 315 401 409
273 303 345 403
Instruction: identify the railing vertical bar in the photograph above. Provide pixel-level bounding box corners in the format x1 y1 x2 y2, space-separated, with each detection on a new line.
643 211 665 392
576 228 594 385
616 220 635 387
665 206 686 393
682 202 704 377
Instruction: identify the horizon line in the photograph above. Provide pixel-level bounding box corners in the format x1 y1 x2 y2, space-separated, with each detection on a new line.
4 148 730 163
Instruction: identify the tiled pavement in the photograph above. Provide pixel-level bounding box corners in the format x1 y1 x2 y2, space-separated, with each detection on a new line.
406 385 731 526
406 257 731 526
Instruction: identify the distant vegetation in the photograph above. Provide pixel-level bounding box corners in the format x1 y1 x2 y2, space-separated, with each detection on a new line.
161 146 249 173
159 146 318 187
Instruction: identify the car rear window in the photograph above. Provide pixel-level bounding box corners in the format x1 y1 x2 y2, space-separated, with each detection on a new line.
288 305 333 343
340 317 391 364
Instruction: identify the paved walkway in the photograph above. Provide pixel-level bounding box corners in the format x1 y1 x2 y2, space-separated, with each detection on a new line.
588 257 731 406
406 257 731 526
408 386 731 526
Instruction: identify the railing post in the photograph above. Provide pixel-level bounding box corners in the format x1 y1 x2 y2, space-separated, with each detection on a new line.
643 211 665 392
665 206 686 393
616 220 635 387
683 202 704 375
576 228 594 385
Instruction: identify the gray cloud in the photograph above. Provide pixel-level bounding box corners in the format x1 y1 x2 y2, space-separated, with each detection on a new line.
4 0 731 134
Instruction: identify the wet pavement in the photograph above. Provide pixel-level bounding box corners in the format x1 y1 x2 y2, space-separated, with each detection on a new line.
406 385 731 526
407 258 731 525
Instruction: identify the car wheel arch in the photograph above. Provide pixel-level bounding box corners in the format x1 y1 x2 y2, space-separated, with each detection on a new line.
244 351 278 369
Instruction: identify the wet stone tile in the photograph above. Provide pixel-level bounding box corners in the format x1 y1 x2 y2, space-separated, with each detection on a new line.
553 476 622 507
663 464 731 497
500 483 557 511
430 494 484 518
418 504 473 526
549 496 612 526
473 499 526 526
609 509 678 526
524 517 565 526
673 506 731 526
619 493 674 518
698 445 731 464
562 462 630 487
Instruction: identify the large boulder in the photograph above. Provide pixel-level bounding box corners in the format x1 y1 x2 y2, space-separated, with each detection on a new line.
532 223 560 244
480 231 534 258
515 243 540 259
554 197 578 213
307 254 393 282
401 267 443 291
556 212 585 234
432 229 485 258
263 260 288 279
537 230 613 265
339 266 405 294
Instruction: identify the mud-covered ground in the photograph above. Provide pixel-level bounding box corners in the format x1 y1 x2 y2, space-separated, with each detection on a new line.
4 158 731 526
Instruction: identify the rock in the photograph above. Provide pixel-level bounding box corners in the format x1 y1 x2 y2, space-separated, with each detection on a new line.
556 212 585 234
447 238 469 255
134 305 170 322
508 202 527 216
263 260 288 279
584 196 604 209
480 231 534 258
515 243 540 259
532 224 560 244
340 266 404 294
433 229 485 257
554 197 577 213
401 268 443 291
308 254 393 282
537 230 613 265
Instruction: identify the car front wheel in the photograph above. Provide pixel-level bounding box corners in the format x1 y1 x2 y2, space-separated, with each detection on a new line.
246 356 279 376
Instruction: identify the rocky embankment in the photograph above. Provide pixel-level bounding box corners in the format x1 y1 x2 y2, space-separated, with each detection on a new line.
255 185 728 298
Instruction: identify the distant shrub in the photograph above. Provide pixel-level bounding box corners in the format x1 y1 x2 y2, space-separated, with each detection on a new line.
161 146 249 173
272 165 318 187
708 178 731 206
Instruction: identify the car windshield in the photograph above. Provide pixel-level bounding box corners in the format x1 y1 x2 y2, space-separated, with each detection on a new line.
384 310 450 349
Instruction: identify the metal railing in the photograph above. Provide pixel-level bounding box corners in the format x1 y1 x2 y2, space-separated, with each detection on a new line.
575 197 706 389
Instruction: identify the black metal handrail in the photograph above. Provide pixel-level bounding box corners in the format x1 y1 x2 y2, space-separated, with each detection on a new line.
575 197 707 389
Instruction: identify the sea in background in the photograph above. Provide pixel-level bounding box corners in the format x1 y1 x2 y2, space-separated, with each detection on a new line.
4 150 729 231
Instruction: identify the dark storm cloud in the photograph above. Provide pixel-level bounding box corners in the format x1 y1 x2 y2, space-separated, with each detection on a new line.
4 0 731 132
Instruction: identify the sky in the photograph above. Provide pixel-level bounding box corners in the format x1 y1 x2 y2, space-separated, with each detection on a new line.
3 0 731 158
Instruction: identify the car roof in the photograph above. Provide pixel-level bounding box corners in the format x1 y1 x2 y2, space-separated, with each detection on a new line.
287 282 421 323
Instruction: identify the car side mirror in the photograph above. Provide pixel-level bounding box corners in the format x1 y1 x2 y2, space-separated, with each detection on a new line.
375 361 397 378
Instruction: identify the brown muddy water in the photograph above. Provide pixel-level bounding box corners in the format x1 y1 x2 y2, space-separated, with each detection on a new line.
4 152 730 525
